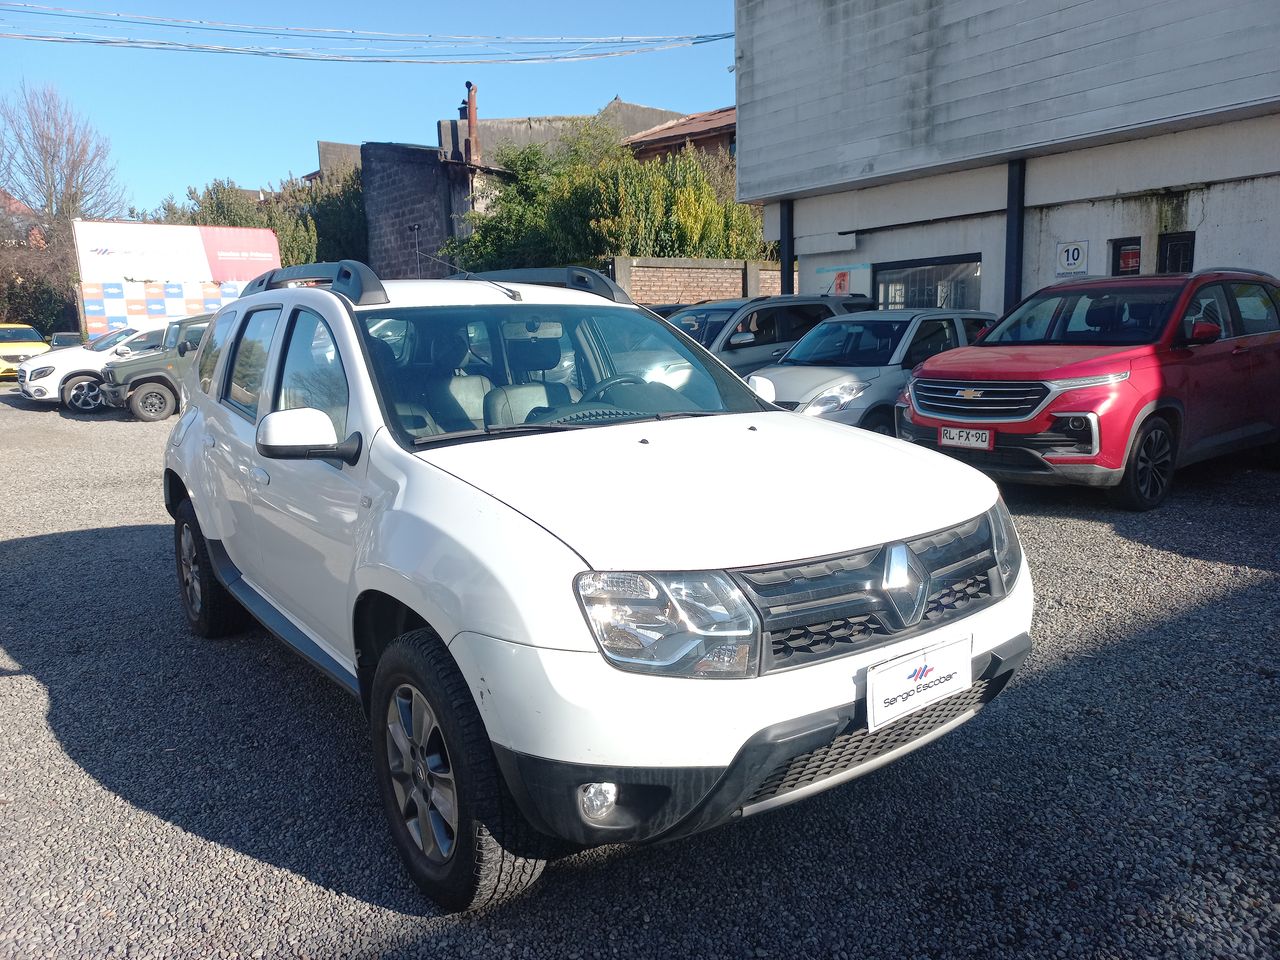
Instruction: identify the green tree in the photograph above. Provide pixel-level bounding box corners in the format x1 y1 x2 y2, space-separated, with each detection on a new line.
444 125 768 271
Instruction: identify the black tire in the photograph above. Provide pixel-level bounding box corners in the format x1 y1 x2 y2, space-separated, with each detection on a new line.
129 382 176 421
371 629 546 912
1109 415 1176 511
859 409 895 436
61 375 106 413
174 499 249 637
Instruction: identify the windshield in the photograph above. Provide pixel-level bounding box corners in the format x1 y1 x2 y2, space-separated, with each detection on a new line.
781 318 911 366
0 326 42 343
666 307 735 346
357 303 766 445
982 286 1179 346
88 329 136 352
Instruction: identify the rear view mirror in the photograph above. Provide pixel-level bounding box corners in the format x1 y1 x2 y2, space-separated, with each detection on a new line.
256 408 362 465
1188 320 1220 344
502 319 563 341
728 331 756 348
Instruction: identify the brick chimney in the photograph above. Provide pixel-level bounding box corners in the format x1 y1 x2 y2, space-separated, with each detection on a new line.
465 81 480 165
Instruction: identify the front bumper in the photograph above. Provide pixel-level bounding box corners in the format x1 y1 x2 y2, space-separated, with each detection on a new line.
100 382 129 407
896 409 1123 487
17 375 57 402
493 631 1031 847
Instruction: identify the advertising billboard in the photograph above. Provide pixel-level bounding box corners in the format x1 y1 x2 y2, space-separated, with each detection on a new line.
72 221 281 336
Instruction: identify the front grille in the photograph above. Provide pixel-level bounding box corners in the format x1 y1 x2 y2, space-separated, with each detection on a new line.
2 354 29 363
16 369 26 383
745 675 1005 807
913 379 1049 420
732 514 1000 674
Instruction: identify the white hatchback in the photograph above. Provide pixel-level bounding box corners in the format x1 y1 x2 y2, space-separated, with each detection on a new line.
18 319 171 411
162 262 1034 912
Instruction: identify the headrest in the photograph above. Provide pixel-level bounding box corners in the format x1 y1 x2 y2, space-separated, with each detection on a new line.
429 331 469 371
367 336 395 368
1084 300 1120 330
507 337 561 374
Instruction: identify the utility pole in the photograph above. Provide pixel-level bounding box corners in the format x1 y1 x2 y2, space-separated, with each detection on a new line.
408 223 422 279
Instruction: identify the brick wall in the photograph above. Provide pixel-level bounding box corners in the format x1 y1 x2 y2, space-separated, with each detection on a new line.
362 142 474 280
610 257 793 304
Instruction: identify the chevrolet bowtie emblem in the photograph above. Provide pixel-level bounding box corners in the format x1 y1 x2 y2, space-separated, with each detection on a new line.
958 388 984 399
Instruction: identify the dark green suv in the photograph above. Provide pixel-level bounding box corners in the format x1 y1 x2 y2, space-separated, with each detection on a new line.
101 314 211 421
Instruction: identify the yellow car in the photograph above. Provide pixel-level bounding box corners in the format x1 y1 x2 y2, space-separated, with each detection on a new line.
0 323 50 379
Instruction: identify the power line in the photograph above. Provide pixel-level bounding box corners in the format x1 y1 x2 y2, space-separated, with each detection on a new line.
0 2 733 64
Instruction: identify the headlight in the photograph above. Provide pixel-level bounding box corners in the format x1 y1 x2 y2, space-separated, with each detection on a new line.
575 571 760 678
989 499 1023 588
1047 371 1129 390
802 380 869 416
28 366 54 381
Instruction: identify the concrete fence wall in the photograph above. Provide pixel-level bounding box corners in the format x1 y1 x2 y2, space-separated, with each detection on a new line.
610 257 793 305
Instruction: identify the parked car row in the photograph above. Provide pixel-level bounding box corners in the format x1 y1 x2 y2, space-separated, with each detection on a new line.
13 314 209 419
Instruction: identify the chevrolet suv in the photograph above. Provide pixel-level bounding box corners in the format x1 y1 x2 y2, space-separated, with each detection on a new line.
898 270 1280 510
163 261 1032 911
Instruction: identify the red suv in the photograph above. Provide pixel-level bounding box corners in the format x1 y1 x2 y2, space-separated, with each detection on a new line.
896 270 1280 510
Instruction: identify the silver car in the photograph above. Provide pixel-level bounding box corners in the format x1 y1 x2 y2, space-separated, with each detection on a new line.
747 308 996 434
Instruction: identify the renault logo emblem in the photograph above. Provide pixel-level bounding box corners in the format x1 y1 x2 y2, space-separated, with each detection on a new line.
882 543 930 627
958 388 984 399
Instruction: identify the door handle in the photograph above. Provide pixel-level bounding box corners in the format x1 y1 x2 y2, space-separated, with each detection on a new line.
1231 346 1250 355
771 349 784 357
248 467 270 486
201 434 215 449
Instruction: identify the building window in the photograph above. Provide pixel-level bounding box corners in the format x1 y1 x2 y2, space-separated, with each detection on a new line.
1111 237 1141 276
1158 232 1195 273
873 255 981 310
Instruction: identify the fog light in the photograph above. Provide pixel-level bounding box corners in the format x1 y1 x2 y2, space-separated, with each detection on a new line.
33 387 46 397
1067 416 1087 432
578 782 618 821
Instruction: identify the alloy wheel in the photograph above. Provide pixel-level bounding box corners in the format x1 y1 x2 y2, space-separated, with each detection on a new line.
386 684 459 864
1135 427 1173 502
69 381 103 411
179 523 202 616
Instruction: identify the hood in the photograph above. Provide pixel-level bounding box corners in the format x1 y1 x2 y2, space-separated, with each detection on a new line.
418 412 998 570
20 344 96 370
918 344 1152 380
749 364 883 404
0 341 48 357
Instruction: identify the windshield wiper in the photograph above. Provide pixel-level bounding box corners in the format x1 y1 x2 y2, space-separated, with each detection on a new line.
412 422 586 446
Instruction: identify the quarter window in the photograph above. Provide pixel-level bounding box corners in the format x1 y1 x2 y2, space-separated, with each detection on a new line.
199 311 238 394
223 308 281 420
1229 283 1280 335
275 309 350 439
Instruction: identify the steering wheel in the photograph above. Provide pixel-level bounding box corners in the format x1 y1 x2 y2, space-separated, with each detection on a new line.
580 373 646 403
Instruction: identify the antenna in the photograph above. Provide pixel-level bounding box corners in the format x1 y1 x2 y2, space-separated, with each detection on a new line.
414 248 522 301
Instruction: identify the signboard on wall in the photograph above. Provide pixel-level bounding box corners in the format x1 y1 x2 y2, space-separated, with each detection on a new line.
1055 241 1089 276
71 221 281 336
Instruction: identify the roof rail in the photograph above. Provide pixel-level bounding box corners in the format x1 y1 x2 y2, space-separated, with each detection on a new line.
240 260 390 305
1191 266 1280 280
460 267 633 304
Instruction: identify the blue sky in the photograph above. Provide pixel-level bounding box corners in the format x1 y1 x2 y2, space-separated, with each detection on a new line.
0 1 736 212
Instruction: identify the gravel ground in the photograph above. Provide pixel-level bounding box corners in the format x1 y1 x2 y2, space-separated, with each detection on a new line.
0 388 1276 960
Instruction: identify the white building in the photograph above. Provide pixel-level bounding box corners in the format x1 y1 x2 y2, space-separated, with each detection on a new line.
734 0 1280 313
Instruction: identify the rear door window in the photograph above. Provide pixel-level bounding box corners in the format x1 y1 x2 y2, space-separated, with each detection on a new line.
127 328 164 352
902 319 959 367
779 303 836 341
732 308 781 347
1230 283 1280 335
961 316 994 342
199 311 238 394
222 308 281 421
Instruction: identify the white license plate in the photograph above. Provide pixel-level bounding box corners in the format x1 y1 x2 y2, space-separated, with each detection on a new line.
939 426 993 450
866 637 973 732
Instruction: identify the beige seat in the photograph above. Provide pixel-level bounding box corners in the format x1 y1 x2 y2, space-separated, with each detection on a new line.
423 332 492 431
483 338 579 426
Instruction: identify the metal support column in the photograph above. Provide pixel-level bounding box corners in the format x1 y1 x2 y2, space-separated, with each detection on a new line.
1003 159 1026 313
779 199 795 295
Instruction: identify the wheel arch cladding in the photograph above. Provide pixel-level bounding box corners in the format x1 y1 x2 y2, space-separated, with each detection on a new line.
353 589 440 715
163 468 188 518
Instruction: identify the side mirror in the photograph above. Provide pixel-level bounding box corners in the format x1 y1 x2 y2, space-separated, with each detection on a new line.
177 341 191 357
1188 320 1220 344
114 346 131 357
256 408 362 465
728 331 756 348
746 375 776 403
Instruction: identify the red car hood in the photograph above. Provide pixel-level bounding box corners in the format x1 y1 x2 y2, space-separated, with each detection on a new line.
916 344 1153 380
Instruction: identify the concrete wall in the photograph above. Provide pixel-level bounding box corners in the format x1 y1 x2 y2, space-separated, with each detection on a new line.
610 257 791 304
786 113 1280 306
362 143 474 280
735 0 1280 203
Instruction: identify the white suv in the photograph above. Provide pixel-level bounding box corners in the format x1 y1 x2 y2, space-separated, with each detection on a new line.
18 319 170 411
163 261 1033 912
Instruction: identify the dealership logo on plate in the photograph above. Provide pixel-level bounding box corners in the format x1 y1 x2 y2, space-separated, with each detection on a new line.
908 664 934 681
